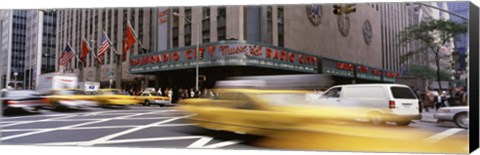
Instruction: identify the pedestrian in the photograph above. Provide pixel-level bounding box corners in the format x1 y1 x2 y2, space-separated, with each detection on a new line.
190 88 196 98
172 87 179 103
168 88 173 100
462 87 468 106
183 88 190 99
157 87 163 96
179 88 185 99
434 91 443 111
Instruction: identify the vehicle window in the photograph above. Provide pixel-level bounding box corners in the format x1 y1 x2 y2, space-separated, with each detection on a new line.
344 86 386 99
57 90 79 95
256 93 308 106
322 87 342 98
390 87 417 99
6 91 41 97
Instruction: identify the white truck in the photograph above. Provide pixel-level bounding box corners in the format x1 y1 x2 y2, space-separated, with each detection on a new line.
37 73 78 95
36 73 97 109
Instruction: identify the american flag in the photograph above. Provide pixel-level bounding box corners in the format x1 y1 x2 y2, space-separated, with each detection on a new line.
97 32 110 63
59 44 75 66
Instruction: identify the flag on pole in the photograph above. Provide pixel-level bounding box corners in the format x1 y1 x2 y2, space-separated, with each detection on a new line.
122 22 137 61
80 37 92 64
59 44 75 66
102 30 119 55
97 32 110 64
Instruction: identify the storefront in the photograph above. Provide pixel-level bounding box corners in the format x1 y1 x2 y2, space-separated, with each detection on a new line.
129 40 399 89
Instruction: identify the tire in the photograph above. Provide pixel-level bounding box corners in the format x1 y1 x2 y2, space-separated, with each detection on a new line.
53 102 63 110
368 112 385 125
454 113 468 129
144 100 151 106
395 121 411 126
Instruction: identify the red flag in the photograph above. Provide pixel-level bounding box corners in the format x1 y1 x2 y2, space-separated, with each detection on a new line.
80 37 91 64
122 23 137 61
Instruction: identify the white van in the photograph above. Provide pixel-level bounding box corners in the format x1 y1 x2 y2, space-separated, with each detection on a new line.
313 84 421 126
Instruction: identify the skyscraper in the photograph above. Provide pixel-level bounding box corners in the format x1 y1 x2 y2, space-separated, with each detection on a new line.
24 10 57 89
0 10 27 89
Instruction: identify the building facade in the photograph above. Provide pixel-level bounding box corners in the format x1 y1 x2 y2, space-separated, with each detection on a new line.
24 10 57 90
55 8 156 88
0 10 27 89
129 4 399 90
377 3 424 75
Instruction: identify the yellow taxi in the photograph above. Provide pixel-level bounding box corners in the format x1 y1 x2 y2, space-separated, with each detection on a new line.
46 89 97 109
94 89 139 107
137 91 171 107
179 88 467 154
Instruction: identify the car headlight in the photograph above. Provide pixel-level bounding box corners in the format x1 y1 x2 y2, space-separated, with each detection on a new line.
441 109 450 113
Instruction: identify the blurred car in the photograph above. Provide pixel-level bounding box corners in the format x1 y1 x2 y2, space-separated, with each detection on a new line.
435 106 468 128
138 91 171 107
1 90 50 113
179 88 375 136
311 84 421 126
46 89 98 109
95 89 138 106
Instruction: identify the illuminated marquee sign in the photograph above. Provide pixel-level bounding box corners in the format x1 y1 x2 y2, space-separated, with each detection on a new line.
129 41 319 74
356 65 382 81
383 71 399 82
321 58 355 78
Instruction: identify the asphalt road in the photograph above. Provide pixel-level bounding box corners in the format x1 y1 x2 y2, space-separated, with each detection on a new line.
0 106 469 152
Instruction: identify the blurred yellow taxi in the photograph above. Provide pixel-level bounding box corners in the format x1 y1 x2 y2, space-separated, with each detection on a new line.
95 89 138 106
46 89 97 109
137 91 171 107
179 88 467 153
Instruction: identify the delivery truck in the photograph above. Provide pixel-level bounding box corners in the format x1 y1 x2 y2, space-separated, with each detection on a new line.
37 73 78 95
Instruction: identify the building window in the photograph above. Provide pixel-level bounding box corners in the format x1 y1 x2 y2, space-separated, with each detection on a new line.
184 35 191 46
277 6 284 47
202 7 211 43
184 7 192 46
267 6 273 44
217 7 226 41
172 8 179 48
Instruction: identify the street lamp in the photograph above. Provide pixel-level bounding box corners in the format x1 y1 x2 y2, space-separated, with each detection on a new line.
173 12 200 91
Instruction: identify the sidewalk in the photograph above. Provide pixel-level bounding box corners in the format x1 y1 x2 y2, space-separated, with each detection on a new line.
419 109 438 123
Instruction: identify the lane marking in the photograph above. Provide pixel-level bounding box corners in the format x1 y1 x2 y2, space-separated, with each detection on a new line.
1 111 164 141
77 114 195 146
100 136 203 144
187 136 242 149
1 114 74 120
34 136 202 146
422 128 464 144
1 115 79 128
153 123 195 127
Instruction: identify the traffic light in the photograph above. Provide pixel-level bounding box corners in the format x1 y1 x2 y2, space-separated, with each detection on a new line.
345 4 356 14
333 4 342 15
199 50 205 60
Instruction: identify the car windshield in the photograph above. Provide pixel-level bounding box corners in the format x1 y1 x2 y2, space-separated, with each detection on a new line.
255 93 309 106
151 93 163 96
6 91 41 97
